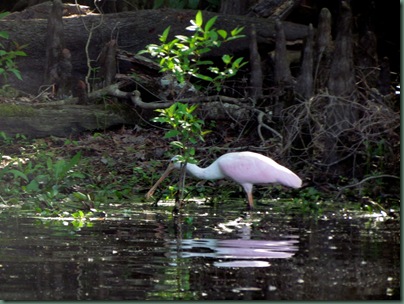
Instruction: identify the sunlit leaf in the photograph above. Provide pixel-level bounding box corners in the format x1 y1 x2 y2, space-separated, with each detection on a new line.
170 141 184 149
205 16 218 32
186 24 198 31
176 35 189 42
217 29 227 39
231 27 244 36
226 34 246 42
222 54 231 64
160 26 171 43
195 73 213 81
232 57 247 69
195 60 214 65
195 10 203 27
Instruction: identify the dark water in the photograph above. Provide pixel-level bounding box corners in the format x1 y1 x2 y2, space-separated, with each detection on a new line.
0 200 400 300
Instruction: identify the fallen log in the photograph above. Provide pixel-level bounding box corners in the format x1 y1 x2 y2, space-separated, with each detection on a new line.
0 8 310 94
0 99 136 138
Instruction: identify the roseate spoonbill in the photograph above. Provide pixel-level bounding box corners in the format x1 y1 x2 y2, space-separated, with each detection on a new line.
145 151 302 209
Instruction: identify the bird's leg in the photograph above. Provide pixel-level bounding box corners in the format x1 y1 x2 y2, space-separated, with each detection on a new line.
242 184 254 210
247 192 254 210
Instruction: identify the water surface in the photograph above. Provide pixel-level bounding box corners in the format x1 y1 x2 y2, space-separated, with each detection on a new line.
0 200 400 300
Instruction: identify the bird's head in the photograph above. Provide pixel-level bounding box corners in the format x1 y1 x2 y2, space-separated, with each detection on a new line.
145 155 186 199
169 155 185 169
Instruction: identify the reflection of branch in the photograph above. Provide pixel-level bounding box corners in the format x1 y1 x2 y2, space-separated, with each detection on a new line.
336 174 399 198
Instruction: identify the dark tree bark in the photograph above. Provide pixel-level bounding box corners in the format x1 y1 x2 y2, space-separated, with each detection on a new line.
247 0 301 19
219 0 256 15
327 1 356 97
44 0 64 84
295 23 313 99
274 19 293 85
98 39 117 86
356 30 378 89
321 2 358 172
44 0 74 98
378 57 391 96
313 7 332 92
249 24 263 100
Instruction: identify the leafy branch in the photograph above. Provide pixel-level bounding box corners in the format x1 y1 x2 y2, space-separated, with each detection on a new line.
0 12 27 81
141 10 247 91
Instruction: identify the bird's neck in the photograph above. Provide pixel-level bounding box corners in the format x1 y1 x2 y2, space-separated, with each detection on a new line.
185 162 225 180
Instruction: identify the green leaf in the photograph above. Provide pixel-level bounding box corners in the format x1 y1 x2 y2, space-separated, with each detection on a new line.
14 51 27 57
9 69 22 80
195 10 203 27
0 12 10 21
8 169 28 182
201 130 212 136
226 35 246 42
222 54 231 64
160 26 171 43
175 35 190 42
67 152 81 171
204 16 218 32
69 172 86 179
164 129 180 138
170 141 184 149
187 104 198 114
232 57 247 69
195 60 214 65
231 27 244 36
196 47 212 55
208 30 218 42
195 73 213 81
0 31 9 39
26 179 39 192
186 24 198 31
73 191 88 201
217 29 227 39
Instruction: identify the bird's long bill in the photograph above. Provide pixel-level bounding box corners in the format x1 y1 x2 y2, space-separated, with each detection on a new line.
145 163 175 199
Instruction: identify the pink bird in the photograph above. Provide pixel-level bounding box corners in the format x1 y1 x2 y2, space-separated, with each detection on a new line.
145 151 302 209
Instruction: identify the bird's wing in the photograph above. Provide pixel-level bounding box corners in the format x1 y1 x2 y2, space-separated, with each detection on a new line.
218 152 302 188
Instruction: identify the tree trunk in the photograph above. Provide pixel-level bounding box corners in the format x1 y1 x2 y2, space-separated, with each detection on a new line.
321 1 358 174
